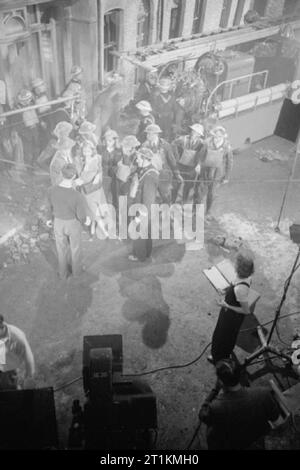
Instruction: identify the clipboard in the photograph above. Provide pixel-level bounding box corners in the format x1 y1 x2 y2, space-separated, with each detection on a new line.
203 259 260 312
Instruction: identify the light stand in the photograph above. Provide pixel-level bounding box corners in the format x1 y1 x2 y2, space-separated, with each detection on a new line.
275 138 299 233
243 244 300 370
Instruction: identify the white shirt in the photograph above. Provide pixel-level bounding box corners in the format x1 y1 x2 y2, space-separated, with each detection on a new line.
234 276 252 304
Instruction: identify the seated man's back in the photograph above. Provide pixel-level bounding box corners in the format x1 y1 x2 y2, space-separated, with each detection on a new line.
204 386 279 449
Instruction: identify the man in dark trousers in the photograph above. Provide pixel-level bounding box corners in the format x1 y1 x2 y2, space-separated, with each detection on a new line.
128 148 159 262
152 77 176 141
46 163 90 280
142 124 183 204
199 359 281 450
172 123 207 204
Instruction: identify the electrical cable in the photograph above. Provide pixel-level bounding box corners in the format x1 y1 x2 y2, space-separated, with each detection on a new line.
186 422 202 450
52 311 300 393
54 376 82 393
122 342 212 377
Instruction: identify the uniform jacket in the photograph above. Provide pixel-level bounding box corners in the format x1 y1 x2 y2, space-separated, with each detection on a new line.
142 138 180 180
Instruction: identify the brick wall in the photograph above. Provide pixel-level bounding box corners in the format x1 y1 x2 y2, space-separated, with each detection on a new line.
265 0 285 18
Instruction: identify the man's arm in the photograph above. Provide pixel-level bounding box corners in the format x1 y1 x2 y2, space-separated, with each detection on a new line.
199 381 221 424
23 335 35 378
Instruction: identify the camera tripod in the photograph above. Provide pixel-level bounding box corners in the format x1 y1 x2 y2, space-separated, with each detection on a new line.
243 245 300 376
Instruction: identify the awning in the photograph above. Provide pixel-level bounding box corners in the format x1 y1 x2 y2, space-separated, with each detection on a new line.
117 19 300 72
0 0 56 9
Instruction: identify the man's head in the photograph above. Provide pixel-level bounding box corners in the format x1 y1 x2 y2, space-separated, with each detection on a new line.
121 135 140 155
158 78 172 94
71 65 83 81
136 100 152 117
146 71 158 86
215 359 241 388
145 124 162 145
103 129 118 148
210 126 227 149
190 123 205 141
61 163 77 180
136 148 154 168
32 78 47 95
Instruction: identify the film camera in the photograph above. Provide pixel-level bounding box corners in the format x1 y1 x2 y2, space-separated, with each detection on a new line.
68 335 157 450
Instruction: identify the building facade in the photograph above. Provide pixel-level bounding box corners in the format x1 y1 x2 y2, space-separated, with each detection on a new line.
1 0 300 144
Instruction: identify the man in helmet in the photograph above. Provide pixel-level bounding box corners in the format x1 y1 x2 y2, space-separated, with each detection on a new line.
115 135 140 206
62 65 86 126
14 89 40 167
172 123 207 204
142 123 183 204
128 147 159 262
32 77 52 150
134 70 158 107
100 128 122 205
197 125 233 221
152 77 176 141
135 100 155 144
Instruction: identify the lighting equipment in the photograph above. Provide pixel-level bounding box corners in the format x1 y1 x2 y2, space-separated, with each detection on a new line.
243 226 300 381
68 335 157 450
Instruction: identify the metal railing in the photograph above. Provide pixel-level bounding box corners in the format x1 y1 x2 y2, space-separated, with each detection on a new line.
205 70 269 115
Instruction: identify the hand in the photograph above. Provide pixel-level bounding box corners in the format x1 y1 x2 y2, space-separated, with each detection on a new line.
195 164 201 174
46 220 53 228
216 298 227 308
74 178 83 187
85 216 92 226
222 178 229 185
93 173 101 185
23 377 36 389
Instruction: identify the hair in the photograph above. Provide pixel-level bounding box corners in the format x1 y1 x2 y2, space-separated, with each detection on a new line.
235 250 255 279
61 163 76 180
0 314 4 326
215 359 241 387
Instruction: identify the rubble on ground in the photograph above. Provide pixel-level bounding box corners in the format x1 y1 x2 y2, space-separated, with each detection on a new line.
255 148 290 162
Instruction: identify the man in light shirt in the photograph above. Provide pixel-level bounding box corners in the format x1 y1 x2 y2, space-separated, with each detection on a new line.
0 314 35 390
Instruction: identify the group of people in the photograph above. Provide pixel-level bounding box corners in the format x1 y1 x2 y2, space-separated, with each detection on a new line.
0 70 285 451
45 105 233 276
0 65 85 171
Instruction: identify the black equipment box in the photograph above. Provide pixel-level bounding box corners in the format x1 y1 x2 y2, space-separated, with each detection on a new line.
0 387 58 449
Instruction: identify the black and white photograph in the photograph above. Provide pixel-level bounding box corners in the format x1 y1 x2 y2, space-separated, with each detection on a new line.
0 0 300 454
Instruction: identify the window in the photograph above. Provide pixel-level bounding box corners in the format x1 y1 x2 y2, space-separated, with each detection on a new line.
169 0 183 39
233 0 246 26
283 0 299 16
137 0 150 48
192 0 205 34
104 9 121 73
219 0 232 29
156 0 164 42
253 0 268 16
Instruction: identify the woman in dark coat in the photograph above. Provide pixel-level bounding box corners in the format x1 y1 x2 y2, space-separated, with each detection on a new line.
211 251 255 364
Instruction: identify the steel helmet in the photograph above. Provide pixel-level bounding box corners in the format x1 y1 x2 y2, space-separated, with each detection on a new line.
136 100 152 112
190 123 205 136
145 123 162 134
